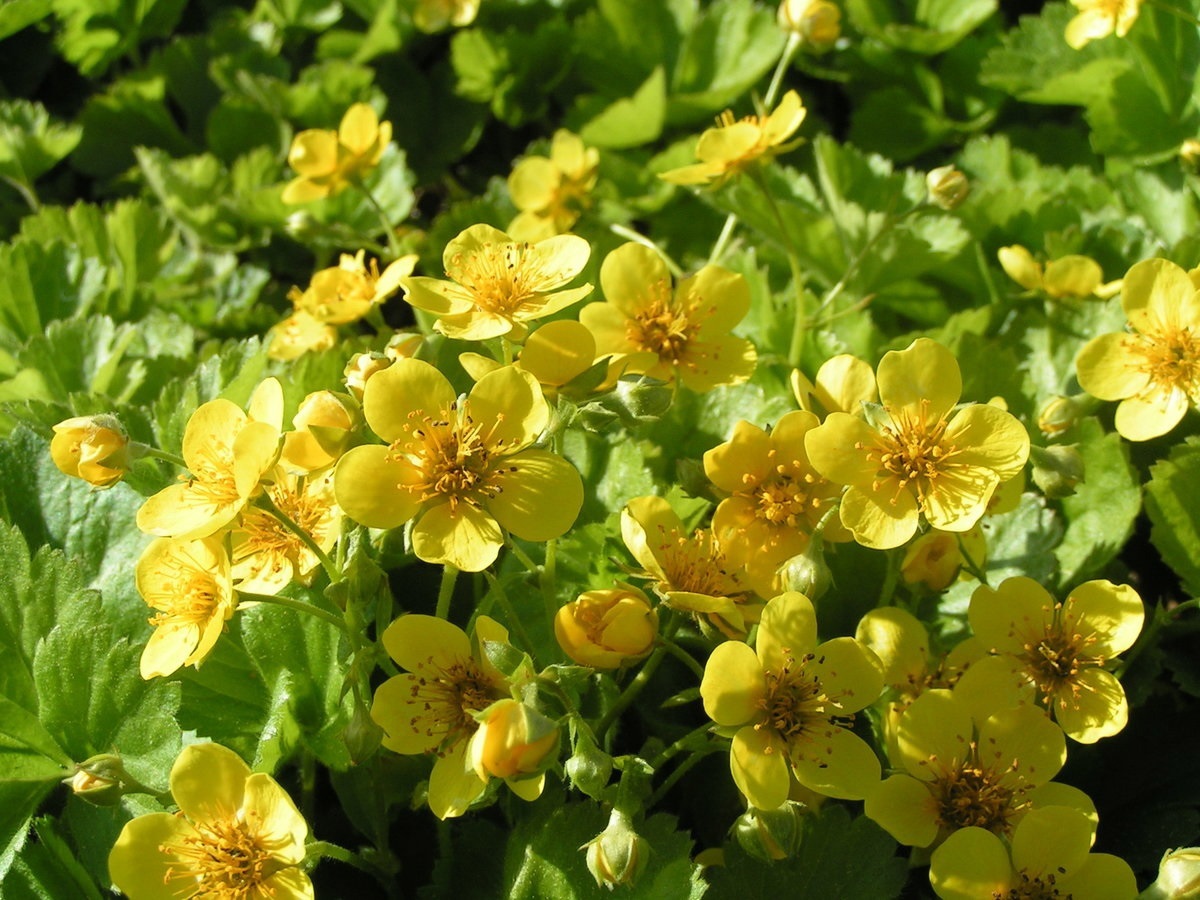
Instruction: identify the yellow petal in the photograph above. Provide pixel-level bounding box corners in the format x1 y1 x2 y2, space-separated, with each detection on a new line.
486 449 582 542
1053 667 1128 743
757 591 819 671
730 725 791 810
808 637 882 715
363 358 457 443
804 412 881 487
680 264 750 333
838 484 918 550
997 245 1043 291
372 674 447 754
242 772 308 864
519 320 595 386
1076 333 1151 401
140 621 200 679
865 775 939 847
339 103 382 156
466 366 549 452
1064 580 1144 657
930 828 1012 900
620 496 680 579
108 813 196 900
1058 853 1138 899
790 725 881 800
702 641 767 726
599 243 671 319
704 420 773 493
1121 257 1194 332
170 743 250 825
855 606 929 687
333 445 424 530
814 354 877 415
401 276 478 316
1114 388 1190 441
968 576 1054 655
943 403 1030 482
411 500 504 571
896 689 971 780
443 223 515 276
980 705 1065 787
428 742 486 819
1010 806 1092 880
877 338 961 421
1043 255 1103 298
287 129 338 177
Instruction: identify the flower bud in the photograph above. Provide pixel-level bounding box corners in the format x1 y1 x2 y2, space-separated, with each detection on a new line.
778 0 841 51
564 730 614 799
555 585 658 669
64 753 143 807
733 801 807 861
583 809 651 889
1181 140 1200 175
1144 847 1200 899
1030 444 1086 499
50 415 131 488
1037 394 1086 438
777 538 833 601
926 165 969 211
385 331 424 360
901 527 986 591
468 699 560 782
344 352 393 399
342 702 384 765
281 390 360 473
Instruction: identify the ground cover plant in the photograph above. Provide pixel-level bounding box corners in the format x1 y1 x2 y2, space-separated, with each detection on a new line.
3 0 1200 896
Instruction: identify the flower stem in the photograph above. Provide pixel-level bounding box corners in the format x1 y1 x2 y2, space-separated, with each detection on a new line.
435 563 459 620
708 213 740 266
747 167 807 366
257 490 340 583
658 637 705 681
878 548 901 606
483 572 539 659
1146 0 1200 27
609 224 685 278
134 445 188 469
306 840 395 886
955 533 990 586
596 613 683 741
354 179 404 260
238 591 348 633
763 31 803 109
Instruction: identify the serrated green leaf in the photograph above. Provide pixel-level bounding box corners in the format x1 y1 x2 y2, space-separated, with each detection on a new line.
846 0 997 55
1054 418 1141 588
705 805 906 898
1145 437 1200 597
0 100 82 187
580 67 667 150
4 816 104 900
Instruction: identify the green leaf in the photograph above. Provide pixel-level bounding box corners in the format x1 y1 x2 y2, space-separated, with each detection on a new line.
1054 418 1141 588
4 817 104 900
51 0 187 77
846 0 997 55
0 0 52 40
1145 437 1200 597
0 100 82 187
579 67 667 150
704 805 906 898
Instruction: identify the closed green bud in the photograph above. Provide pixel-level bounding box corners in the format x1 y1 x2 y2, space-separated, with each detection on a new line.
733 802 806 861
1030 444 1086 499
583 809 651 889
778 537 832 602
565 732 614 800
343 703 384 765
1142 847 1200 899
64 753 147 807
926 165 969 211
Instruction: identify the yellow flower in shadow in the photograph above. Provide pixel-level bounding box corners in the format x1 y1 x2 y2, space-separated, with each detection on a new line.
508 130 599 241
334 358 583 571
997 245 1121 300
282 103 391 204
290 250 417 325
1065 0 1141 49
108 742 312 899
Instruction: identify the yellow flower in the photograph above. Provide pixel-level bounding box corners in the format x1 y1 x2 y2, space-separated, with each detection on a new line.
267 310 337 362
700 591 883 808
864 690 1084 850
660 90 806 188
137 389 281 541
50 414 131 488
1076 258 1200 440
956 576 1144 743
343 351 393 399
290 251 417 325
467 698 560 801
280 391 360 474
997 244 1122 300
704 411 846 596
108 742 312 900
370 614 511 819
333 358 583 572
231 468 340 595
282 103 391 204
554 585 659 669
508 130 599 242
930 806 1136 900
790 354 878 419
136 536 236 679
1065 0 1142 49
412 0 480 32
621 495 761 639
580 242 757 391
402 224 591 341
804 338 1030 550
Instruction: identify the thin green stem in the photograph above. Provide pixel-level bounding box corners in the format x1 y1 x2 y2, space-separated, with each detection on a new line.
609 224 685 278
955 533 989 586
306 840 394 886
257 491 340 583
708 213 740 266
974 241 1003 306
764 32 803 108
658 637 705 681
1146 0 1200 27
134 445 187 468
435 564 459 620
354 179 404 259
647 747 716 809
596 646 667 741
484 572 539 660
1 175 39 212
648 722 715 771
877 549 901 606
1116 597 1200 679
238 591 348 633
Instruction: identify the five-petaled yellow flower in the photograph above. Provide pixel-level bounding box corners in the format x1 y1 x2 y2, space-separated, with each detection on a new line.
864 690 1086 850
370 614 512 818
580 242 757 391
289 250 417 325
282 102 391 204
1076 258 1200 440
660 90 806 188
136 382 282 541
930 806 1136 900
334 358 583 572
998 244 1121 300
401 224 592 341
508 130 599 242
956 576 1144 743
136 535 237 679
700 591 883 808
108 742 312 900
1065 0 1142 49
704 411 846 596
805 338 1030 550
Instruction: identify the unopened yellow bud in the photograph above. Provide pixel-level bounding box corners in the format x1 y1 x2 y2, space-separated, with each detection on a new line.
926 165 969 210
778 0 841 51
1031 444 1086 499
281 390 360 473
901 528 985 591
555 585 658 669
64 753 145 807
1037 394 1091 437
468 699 559 783
50 415 131 488
777 539 833 601
1181 140 1200 175
343 352 393 399
1144 847 1200 899
583 809 651 889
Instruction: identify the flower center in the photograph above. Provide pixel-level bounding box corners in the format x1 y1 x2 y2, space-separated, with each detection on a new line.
1018 610 1103 711
861 400 962 507
235 481 333 574
163 818 274 898
450 242 563 317
146 552 223 628
652 526 746 599
993 870 1071 900
756 651 850 749
389 404 510 510
932 760 1019 832
745 451 832 527
185 442 243 507
1135 326 1200 398
626 288 695 364
407 657 499 752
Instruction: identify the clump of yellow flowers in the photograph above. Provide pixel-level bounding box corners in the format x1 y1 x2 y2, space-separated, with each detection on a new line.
282 103 391 204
